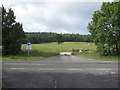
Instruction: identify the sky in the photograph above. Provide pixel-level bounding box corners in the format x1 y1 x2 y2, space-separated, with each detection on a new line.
1 0 114 35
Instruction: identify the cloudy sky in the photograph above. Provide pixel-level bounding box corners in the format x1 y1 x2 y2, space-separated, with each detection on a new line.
1 0 114 35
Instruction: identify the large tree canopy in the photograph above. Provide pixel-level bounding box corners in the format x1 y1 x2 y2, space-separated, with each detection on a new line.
2 6 25 55
88 2 120 56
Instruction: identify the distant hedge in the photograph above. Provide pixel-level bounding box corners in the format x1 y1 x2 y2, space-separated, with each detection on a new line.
23 32 92 44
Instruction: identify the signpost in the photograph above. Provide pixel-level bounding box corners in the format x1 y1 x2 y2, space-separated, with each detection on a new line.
27 41 31 46
26 41 31 56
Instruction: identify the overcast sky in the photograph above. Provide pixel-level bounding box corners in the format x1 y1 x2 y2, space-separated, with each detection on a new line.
1 0 114 35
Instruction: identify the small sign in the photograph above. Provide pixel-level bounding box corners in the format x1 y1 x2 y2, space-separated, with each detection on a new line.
29 46 31 50
27 41 31 46
26 46 28 50
26 46 32 50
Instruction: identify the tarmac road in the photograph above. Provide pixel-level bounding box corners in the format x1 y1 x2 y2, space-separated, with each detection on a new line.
2 55 118 88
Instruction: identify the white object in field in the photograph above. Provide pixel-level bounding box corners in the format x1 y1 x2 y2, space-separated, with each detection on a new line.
79 50 82 53
26 46 28 49
60 52 71 55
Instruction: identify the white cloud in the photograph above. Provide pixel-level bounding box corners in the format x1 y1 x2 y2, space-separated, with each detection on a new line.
0 0 114 4
60 29 72 34
1 0 109 34
24 23 48 32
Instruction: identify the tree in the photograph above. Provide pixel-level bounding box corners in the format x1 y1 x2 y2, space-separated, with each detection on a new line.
56 34 63 44
88 2 120 56
2 6 25 55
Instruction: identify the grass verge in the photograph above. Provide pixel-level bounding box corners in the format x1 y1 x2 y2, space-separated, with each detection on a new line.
2 50 59 60
75 52 119 61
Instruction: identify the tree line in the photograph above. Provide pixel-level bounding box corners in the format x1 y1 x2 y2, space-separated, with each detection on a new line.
23 32 91 44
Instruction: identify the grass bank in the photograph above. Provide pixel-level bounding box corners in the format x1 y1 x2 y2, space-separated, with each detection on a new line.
2 51 58 60
75 52 119 61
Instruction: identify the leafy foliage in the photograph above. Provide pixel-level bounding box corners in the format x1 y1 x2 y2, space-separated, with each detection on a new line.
88 2 120 56
2 6 25 55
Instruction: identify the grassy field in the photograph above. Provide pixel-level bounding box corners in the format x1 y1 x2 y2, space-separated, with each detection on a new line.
21 42 96 52
2 42 119 61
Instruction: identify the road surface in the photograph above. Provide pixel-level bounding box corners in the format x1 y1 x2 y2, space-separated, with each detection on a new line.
2 55 118 88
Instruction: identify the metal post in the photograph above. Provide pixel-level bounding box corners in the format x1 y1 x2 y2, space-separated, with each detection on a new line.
27 41 31 56
28 47 29 56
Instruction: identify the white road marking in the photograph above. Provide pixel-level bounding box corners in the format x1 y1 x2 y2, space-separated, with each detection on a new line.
9 68 117 71
54 80 57 88
96 68 112 70
68 68 83 70
37 68 114 71
111 72 116 74
4 63 53 65
39 68 54 70
11 68 25 69
38 68 83 71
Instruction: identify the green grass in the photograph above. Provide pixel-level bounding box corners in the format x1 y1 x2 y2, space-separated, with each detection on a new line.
22 42 96 52
75 52 119 61
2 51 58 60
2 42 119 61
2 42 96 60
